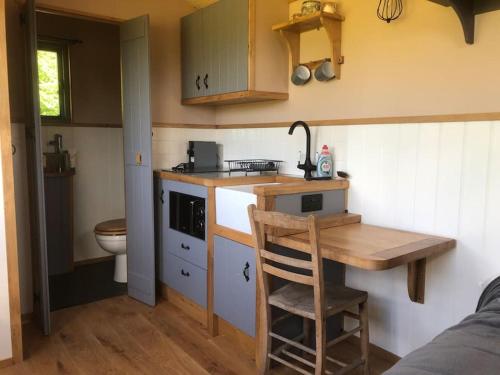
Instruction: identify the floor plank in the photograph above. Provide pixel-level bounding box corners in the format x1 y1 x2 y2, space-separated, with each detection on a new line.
0 296 396 374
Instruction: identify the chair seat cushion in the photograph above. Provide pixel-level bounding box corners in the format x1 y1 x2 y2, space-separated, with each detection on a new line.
268 283 367 319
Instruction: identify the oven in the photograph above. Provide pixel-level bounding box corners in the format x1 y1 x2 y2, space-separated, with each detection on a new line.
169 191 206 240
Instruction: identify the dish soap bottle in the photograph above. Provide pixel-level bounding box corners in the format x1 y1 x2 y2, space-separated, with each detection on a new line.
317 145 333 178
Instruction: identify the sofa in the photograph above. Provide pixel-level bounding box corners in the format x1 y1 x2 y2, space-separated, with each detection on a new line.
385 276 500 375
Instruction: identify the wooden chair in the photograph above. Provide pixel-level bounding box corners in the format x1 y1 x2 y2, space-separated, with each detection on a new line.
247 205 370 375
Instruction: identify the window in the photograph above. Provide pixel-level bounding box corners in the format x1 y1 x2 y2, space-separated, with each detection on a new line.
37 40 71 122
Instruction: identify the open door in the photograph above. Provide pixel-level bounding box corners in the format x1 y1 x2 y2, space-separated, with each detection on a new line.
23 0 51 334
120 15 156 306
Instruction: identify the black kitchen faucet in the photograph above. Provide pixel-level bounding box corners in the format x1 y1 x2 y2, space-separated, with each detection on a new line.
288 121 316 180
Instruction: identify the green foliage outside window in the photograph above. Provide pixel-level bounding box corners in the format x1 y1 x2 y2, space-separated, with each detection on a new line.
37 50 61 117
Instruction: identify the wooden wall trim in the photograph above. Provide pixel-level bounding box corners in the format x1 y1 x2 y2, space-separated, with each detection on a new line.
0 0 23 363
215 112 500 129
151 112 500 130
42 122 122 129
153 122 217 129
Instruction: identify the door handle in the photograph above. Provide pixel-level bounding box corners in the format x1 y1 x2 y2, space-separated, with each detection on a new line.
196 75 201 90
181 269 190 277
204 74 208 89
243 262 250 282
181 243 190 251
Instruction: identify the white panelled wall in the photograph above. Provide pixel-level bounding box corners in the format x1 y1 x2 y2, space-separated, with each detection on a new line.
41 127 126 262
152 121 500 357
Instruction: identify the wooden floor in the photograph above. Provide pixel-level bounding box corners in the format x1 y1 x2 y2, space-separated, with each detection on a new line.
0 296 396 374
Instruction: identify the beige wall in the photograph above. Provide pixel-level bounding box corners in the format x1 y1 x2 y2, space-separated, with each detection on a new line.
35 0 215 126
216 1 500 124
6 0 216 125
37 12 122 124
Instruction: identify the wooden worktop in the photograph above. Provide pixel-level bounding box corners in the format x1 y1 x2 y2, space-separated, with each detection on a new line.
270 218 456 304
155 170 349 189
271 222 456 271
253 179 349 196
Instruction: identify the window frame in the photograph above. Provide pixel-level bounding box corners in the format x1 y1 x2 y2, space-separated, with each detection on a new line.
37 39 72 123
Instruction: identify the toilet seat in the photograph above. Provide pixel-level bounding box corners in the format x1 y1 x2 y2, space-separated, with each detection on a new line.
95 218 126 236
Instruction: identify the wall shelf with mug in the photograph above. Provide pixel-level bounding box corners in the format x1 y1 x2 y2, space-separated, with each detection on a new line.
272 9 345 82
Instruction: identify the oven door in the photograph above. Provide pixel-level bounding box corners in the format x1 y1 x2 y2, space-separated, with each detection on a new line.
170 191 206 240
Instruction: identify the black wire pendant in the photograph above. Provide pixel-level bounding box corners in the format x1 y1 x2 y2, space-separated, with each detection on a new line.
377 0 403 23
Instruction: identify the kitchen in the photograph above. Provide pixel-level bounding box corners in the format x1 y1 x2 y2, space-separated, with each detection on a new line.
1 0 500 374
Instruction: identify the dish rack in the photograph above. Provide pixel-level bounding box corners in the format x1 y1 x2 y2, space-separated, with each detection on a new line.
225 159 283 176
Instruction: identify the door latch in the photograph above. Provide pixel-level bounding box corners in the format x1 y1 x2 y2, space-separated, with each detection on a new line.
135 152 142 165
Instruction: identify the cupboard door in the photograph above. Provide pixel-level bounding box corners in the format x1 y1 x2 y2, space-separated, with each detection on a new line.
202 1 221 96
214 236 256 337
218 0 249 94
181 11 203 99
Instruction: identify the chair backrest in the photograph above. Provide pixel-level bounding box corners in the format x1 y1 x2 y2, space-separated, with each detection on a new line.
247 204 325 316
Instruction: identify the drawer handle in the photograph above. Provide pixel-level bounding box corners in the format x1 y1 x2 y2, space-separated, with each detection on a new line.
181 269 190 277
204 74 208 89
181 243 190 251
243 262 250 282
196 75 201 90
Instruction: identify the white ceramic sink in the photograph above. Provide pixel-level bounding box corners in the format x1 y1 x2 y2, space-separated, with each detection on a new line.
216 183 278 234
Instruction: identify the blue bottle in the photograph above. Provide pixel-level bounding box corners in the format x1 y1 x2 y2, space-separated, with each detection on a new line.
317 145 333 178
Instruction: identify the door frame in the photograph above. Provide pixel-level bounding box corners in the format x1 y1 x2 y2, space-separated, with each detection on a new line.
1 0 23 364
1 1 126 364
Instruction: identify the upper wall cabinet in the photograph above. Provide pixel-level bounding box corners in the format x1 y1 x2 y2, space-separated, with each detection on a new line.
181 0 289 105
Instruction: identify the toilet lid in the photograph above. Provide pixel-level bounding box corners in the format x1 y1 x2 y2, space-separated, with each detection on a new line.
95 218 126 235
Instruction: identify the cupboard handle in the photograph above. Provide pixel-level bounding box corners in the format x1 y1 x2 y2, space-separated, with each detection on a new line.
181 269 190 277
181 243 190 251
160 189 164 204
243 262 250 282
204 74 208 89
196 75 201 90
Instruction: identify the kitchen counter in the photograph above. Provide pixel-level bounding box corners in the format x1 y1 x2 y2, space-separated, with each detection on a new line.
154 170 302 187
154 170 349 190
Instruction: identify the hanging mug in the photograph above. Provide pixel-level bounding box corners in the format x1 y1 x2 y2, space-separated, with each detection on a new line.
291 64 312 86
314 60 336 82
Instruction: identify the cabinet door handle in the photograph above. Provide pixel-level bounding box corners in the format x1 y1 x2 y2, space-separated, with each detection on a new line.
196 75 201 90
243 262 250 282
160 189 164 204
204 74 208 89
181 269 190 277
181 243 190 251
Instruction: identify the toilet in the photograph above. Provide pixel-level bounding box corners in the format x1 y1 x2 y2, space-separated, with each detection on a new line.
94 218 127 283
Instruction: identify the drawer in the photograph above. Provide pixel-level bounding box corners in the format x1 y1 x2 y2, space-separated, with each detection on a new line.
164 252 207 308
165 228 207 269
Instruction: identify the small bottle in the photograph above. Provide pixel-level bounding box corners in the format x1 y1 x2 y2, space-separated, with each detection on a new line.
317 145 333 178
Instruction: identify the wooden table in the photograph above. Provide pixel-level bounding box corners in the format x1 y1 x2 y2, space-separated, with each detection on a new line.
271 217 456 304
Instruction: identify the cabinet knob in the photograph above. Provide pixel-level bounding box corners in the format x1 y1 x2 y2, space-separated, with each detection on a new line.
196 75 201 90
181 269 190 277
181 243 190 251
243 262 250 282
204 74 208 89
